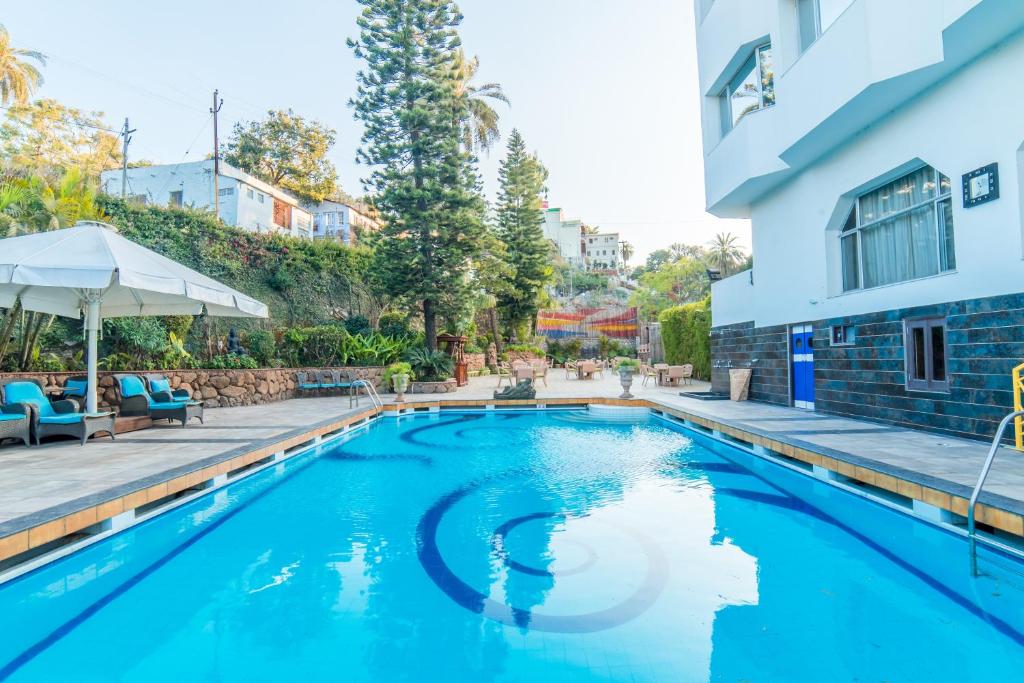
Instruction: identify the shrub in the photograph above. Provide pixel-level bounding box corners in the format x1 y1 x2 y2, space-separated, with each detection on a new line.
659 298 711 379
406 347 454 382
615 358 641 372
344 315 372 337
246 330 278 366
377 311 412 339
503 343 544 357
204 354 259 370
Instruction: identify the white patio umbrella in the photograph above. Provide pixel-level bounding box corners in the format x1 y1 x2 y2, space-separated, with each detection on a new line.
0 221 269 413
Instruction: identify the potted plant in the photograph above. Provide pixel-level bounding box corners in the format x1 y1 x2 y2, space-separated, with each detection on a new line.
615 358 641 399
383 362 414 402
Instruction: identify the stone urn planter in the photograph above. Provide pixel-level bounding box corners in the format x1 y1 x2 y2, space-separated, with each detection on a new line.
618 368 636 399
393 374 410 403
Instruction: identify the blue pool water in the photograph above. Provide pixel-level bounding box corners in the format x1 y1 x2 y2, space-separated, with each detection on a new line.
1 410 1023 682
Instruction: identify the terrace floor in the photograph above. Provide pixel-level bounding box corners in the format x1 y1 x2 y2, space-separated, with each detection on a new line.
2 371 1023 566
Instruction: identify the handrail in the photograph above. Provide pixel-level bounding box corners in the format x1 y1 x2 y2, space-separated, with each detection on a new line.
350 379 382 410
968 409 1024 576
1013 362 1024 451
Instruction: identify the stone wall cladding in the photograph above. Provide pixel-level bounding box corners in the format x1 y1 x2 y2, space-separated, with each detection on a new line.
410 379 458 394
465 353 486 371
0 367 384 410
815 292 1024 441
709 321 790 405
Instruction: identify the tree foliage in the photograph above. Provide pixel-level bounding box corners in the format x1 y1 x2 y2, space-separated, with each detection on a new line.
659 299 711 380
350 0 486 351
452 49 509 153
223 109 339 202
0 99 121 176
630 257 710 320
494 129 550 335
0 24 45 106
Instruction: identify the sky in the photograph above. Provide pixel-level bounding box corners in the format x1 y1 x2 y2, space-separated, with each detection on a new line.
2 0 749 263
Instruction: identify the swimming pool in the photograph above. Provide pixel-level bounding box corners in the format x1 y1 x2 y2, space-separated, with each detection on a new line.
1 409 1022 682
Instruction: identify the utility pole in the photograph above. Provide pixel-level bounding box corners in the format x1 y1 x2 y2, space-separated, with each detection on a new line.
210 89 224 220
119 117 136 199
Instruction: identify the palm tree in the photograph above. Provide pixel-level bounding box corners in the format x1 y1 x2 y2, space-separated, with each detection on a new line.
452 49 510 153
620 241 634 267
0 24 45 106
706 232 745 276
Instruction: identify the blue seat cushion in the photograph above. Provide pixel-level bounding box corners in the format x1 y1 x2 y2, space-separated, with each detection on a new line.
299 383 319 390
3 381 55 418
149 378 172 394
148 403 184 411
63 379 88 397
119 376 149 399
39 414 84 425
172 395 191 402
0 413 25 422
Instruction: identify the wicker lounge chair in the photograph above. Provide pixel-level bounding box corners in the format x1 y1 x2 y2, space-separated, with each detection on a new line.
57 375 89 411
115 374 203 427
0 404 31 447
145 374 192 402
0 379 114 446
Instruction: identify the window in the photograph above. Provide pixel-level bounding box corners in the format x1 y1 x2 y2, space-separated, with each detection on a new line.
257 193 265 204
169 190 183 207
218 187 234 197
905 317 948 391
830 324 855 346
798 0 853 52
246 187 254 199
840 165 955 292
720 43 774 133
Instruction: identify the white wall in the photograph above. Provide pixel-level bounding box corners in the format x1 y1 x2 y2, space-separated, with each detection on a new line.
719 36 1024 328
711 269 756 327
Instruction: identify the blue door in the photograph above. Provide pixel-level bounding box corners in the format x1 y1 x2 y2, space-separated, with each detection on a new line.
791 324 815 410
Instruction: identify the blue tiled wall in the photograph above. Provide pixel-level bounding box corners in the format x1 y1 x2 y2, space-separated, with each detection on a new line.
709 321 789 405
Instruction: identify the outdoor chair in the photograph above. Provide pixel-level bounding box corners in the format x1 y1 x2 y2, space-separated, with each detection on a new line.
577 361 597 380
145 374 192 402
592 360 605 380
679 364 694 385
564 360 578 379
332 369 355 396
653 363 670 386
640 364 658 387
0 379 114 446
115 374 203 427
317 369 340 393
296 371 321 394
496 362 514 388
530 359 549 387
0 402 31 447
665 365 692 387
57 375 89 411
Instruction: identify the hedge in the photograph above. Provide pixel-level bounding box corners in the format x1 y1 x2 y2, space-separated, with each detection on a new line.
659 298 711 380
98 196 377 326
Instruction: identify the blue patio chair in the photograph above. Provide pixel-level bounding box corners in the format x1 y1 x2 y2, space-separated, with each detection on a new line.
318 369 339 393
296 371 321 395
144 374 192 403
0 379 114 446
114 374 203 427
56 375 89 412
0 400 31 447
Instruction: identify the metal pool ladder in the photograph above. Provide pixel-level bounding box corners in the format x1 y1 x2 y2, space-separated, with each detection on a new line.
968 409 1024 576
350 379 383 409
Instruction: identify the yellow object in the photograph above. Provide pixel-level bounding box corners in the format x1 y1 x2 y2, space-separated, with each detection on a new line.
1014 362 1024 451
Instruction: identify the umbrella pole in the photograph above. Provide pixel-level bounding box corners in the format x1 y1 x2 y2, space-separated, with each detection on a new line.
85 295 101 415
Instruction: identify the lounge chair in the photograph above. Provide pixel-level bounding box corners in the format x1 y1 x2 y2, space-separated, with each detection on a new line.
145 374 192 402
0 402 31 447
115 374 203 427
57 375 89 411
296 371 321 394
0 379 114 446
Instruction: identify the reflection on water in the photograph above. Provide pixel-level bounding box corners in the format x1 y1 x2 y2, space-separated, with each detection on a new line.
0 412 1023 682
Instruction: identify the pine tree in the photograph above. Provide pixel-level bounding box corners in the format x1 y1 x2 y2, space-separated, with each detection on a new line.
494 129 551 337
349 0 485 351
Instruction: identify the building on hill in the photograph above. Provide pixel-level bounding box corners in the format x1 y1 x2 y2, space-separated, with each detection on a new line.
695 0 1024 440
307 199 382 245
542 207 584 267
584 232 621 273
100 160 313 239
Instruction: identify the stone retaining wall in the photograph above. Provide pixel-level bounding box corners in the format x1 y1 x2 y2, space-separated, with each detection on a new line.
410 379 458 394
0 367 385 410
465 353 486 371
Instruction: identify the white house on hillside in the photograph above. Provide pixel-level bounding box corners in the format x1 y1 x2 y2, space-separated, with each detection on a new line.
695 0 1024 440
541 207 584 267
584 232 620 272
308 199 382 245
101 160 313 239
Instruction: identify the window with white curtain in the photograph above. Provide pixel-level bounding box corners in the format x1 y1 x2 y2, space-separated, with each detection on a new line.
840 165 956 292
798 0 854 52
719 43 775 134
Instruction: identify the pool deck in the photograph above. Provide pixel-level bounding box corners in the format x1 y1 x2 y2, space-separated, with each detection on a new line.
1 371 1023 567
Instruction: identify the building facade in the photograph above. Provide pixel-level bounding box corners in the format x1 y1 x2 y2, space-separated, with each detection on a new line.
101 160 313 239
309 200 382 245
584 232 621 272
696 0 1024 440
542 207 585 267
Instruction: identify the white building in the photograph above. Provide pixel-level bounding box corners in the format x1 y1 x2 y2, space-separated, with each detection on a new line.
584 232 620 272
541 207 584 267
308 199 382 245
101 160 313 239
695 0 1024 439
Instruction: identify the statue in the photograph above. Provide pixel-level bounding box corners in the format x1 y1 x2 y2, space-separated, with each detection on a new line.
494 378 536 400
